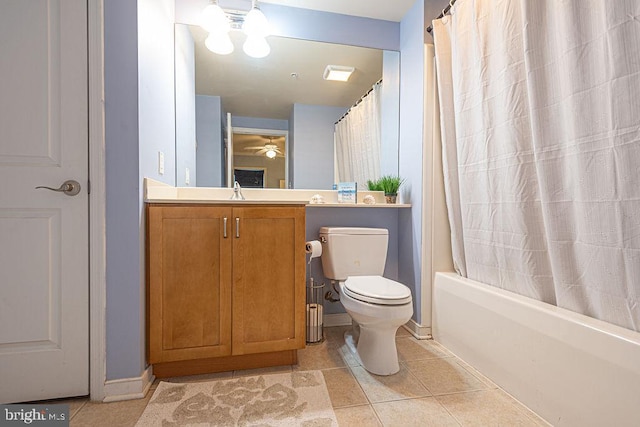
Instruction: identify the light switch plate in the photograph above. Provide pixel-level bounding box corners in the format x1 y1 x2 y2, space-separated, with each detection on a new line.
158 151 165 175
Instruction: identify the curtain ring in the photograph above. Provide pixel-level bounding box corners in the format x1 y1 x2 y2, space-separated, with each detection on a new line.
449 0 454 8
442 7 447 17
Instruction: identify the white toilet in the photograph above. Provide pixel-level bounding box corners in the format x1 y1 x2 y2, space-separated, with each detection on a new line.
319 227 413 375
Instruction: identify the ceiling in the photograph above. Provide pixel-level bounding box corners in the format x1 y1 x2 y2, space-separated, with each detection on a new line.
261 0 416 22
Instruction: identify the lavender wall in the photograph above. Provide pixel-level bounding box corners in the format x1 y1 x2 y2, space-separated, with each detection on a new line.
104 0 143 381
196 95 223 187
262 4 399 51
175 24 197 187
291 104 346 189
176 2 400 50
104 0 426 382
381 51 401 176
232 116 289 131
398 0 426 324
138 0 176 186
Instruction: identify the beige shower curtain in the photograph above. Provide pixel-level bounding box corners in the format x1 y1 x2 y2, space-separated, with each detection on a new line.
433 0 640 331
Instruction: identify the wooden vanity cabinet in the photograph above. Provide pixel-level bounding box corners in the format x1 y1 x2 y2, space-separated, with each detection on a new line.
231 206 306 355
146 204 306 376
147 205 232 364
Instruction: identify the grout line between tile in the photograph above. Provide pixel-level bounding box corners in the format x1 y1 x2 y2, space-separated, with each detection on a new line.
430 386 490 398
317 365 350 373
69 400 89 421
332 401 372 410
402 362 436 397
368 403 386 427
346 365 373 406
495 388 552 426
371 396 464 427
432 395 464 427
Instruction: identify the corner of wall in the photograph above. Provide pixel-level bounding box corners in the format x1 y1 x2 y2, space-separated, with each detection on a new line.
398 0 427 325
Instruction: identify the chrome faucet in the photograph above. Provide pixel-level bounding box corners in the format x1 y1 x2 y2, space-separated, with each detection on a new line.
230 181 245 200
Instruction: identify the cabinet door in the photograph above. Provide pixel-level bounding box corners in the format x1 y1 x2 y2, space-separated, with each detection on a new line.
231 206 306 355
148 205 232 363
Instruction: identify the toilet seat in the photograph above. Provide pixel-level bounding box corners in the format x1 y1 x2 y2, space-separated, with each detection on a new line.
343 276 412 306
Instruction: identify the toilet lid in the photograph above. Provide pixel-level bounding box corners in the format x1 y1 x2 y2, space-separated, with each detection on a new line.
344 276 412 305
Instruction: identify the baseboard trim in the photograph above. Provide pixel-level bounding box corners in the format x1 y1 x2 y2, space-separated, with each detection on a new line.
403 319 432 340
102 365 155 403
323 313 352 327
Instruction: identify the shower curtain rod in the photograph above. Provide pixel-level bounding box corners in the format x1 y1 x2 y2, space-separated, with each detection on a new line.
426 0 457 33
335 79 383 125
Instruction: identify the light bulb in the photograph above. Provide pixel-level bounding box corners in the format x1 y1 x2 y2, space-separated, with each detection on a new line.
266 149 276 158
200 4 230 33
205 32 234 55
243 7 270 37
243 36 270 58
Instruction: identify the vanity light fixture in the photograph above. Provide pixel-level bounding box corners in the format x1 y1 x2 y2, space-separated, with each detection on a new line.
200 0 271 58
200 2 229 33
323 65 355 82
205 32 234 55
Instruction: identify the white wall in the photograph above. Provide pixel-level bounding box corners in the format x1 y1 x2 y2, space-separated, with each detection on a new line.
175 24 196 186
419 44 455 330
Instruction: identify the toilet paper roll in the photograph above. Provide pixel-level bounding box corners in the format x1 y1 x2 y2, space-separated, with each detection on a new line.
305 240 322 259
306 303 324 343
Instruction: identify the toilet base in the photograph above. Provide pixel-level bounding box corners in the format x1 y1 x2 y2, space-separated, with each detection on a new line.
344 323 401 376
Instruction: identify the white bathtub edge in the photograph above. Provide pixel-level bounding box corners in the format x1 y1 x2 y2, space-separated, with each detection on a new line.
433 272 640 427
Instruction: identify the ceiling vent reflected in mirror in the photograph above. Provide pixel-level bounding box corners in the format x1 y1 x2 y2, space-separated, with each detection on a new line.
323 65 355 82
200 0 271 58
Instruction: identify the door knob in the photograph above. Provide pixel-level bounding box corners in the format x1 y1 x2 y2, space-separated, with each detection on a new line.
36 180 82 196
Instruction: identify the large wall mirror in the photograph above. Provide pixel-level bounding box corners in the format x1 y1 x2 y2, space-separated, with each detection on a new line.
174 22 400 189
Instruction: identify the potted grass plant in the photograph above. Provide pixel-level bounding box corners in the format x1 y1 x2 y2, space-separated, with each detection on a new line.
368 175 404 204
366 179 384 192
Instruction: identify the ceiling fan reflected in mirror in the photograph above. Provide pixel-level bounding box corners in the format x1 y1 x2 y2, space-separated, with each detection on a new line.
243 137 284 158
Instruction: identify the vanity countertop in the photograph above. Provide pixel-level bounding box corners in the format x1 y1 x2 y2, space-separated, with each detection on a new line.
144 178 411 208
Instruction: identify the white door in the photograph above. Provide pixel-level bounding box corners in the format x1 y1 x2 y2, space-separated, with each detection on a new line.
0 0 89 403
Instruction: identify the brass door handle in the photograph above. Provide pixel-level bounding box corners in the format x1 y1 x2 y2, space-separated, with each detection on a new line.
235 217 240 238
35 180 81 196
223 217 228 238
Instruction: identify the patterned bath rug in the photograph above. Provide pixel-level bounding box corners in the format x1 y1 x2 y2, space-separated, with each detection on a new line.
135 370 338 426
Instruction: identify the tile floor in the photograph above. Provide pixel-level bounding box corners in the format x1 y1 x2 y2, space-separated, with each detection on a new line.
44 326 550 426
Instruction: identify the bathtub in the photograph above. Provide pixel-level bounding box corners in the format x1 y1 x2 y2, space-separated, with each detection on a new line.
433 272 640 427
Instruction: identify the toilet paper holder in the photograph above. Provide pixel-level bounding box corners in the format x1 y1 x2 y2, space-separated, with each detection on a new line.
306 278 325 344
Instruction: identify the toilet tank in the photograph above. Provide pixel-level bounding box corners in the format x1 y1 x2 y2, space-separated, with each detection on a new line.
319 227 388 281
